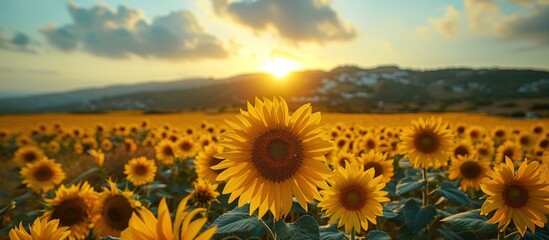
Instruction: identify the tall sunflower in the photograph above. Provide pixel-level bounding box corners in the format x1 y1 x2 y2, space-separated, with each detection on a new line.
120 196 217 240
357 150 394 183
399 117 454 169
43 181 98 240
495 141 522 164
124 157 157 186
92 179 142 237
9 217 71 240
448 155 490 191
174 137 197 160
318 163 390 233
155 140 176 165
194 144 225 182
480 157 549 236
212 97 333 220
13 145 45 167
20 157 66 192
451 140 474 159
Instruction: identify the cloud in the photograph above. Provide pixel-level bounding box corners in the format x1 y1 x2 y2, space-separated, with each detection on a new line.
494 4 549 46
212 0 356 43
0 32 37 54
417 6 460 39
41 2 229 60
432 6 460 38
463 0 500 33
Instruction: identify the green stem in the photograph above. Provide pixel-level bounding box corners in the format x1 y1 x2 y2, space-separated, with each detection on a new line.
260 219 276 240
422 167 429 207
504 230 520 239
497 230 504 240
68 167 100 186
351 226 356 240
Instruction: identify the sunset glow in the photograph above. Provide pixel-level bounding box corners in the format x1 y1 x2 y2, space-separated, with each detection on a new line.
260 57 302 78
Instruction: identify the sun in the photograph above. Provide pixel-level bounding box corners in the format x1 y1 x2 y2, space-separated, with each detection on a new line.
260 57 302 78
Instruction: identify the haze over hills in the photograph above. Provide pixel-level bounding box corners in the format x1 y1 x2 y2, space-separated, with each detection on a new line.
1 65 548 116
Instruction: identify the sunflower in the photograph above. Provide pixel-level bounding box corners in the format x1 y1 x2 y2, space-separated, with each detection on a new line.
194 144 225 182
318 163 389 233
491 126 509 144
174 137 197 160
92 179 141 237
48 140 61 154
467 125 486 144
43 181 98 240
495 141 522 164
120 196 217 240
197 135 214 150
74 143 84 154
13 145 45 167
124 138 138 153
9 217 71 240
89 149 105 167
330 151 356 170
399 117 454 169
334 136 350 152
213 97 333 220
124 157 157 186
329 128 340 140
448 155 490 191
101 138 113 151
191 178 220 206
20 157 66 192
475 140 495 160
451 140 474 159
531 122 545 136
536 137 549 150
355 134 379 155
453 123 467 138
515 132 536 151
480 157 549 236
155 140 176 165
15 134 34 147
357 150 394 184
526 149 549 178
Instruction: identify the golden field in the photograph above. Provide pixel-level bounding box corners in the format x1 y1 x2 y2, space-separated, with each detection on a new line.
1 104 549 240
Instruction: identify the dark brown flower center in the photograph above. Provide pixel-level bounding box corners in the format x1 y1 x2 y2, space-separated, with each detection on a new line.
539 139 548 149
252 129 303 182
454 146 469 158
103 195 134 231
502 149 514 162
519 136 530 146
363 162 384 178
134 164 148 176
415 132 439 153
495 130 505 138
477 147 489 156
162 146 174 156
459 161 482 180
366 140 376 150
457 126 465 134
179 142 192 151
340 184 367 211
337 139 346 148
470 131 479 139
52 198 87 226
534 127 543 134
23 152 38 163
33 165 54 182
503 184 528 208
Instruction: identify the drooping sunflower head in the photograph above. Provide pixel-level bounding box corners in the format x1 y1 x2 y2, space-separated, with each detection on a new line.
400 117 454 169
92 179 141 237
330 150 356 170
480 157 549 236
13 145 45 167
20 157 66 193
9 217 71 240
191 178 220 206
495 141 522 164
448 155 490 191
213 97 333 220
357 150 394 183
194 144 225 182
124 157 157 186
43 181 98 240
155 139 176 165
174 137 197 160
318 162 390 233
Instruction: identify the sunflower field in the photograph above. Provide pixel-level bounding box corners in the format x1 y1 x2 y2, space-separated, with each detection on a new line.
1 97 549 240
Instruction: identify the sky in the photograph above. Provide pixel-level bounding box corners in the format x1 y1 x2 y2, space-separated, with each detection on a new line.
1 0 549 94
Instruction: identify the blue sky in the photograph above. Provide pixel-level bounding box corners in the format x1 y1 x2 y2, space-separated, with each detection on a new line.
1 0 548 93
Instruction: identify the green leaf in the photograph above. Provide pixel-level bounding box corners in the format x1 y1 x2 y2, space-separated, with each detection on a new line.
440 209 497 232
436 181 470 205
211 204 262 234
275 215 319 240
402 199 437 232
367 230 391 240
437 228 464 240
382 206 398 219
396 177 426 196
320 223 345 240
